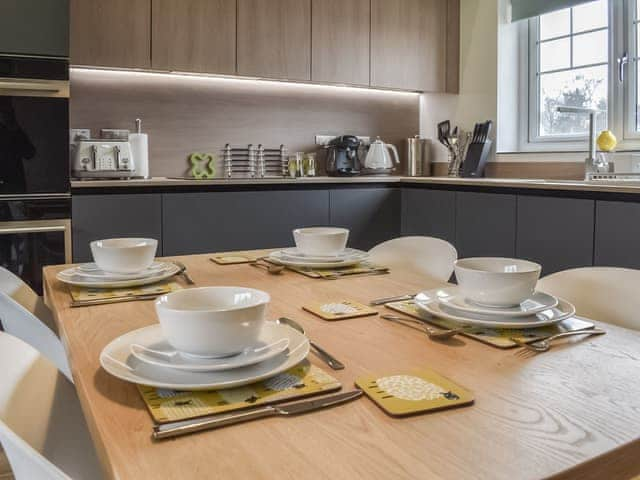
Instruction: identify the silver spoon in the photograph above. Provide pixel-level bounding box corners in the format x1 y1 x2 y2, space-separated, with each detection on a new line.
276 317 345 370
381 314 466 341
250 260 285 275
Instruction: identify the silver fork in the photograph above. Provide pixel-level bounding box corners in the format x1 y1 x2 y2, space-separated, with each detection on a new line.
512 328 606 355
173 260 195 285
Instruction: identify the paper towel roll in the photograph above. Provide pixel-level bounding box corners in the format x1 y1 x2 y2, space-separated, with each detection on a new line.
129 133 149 178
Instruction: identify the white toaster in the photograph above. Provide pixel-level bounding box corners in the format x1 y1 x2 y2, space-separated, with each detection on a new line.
72 140 137 179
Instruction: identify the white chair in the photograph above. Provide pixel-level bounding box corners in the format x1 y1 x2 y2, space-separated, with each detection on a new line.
368 236 458 282
0 332 102 480
0 268 71 382
537 267 640 331
0 267 57 334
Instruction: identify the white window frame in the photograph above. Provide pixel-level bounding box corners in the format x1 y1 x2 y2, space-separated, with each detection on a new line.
520 0 640 151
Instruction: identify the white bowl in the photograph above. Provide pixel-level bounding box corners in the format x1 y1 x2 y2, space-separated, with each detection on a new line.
454 257 542 308
293 227 349 256
155 286 270 358
90 238 157 274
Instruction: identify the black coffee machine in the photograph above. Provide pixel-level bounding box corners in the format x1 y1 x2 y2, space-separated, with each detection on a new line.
325 135 361 176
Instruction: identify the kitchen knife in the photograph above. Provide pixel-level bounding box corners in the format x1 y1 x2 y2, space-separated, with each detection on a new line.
152 390 363 440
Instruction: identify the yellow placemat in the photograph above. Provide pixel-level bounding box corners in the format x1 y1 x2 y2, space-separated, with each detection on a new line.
303 300 378 321
210 251 265 265
138 361 341 424
386 300 595 349
68 281 182 302
356 368 474 417
271 260 389 279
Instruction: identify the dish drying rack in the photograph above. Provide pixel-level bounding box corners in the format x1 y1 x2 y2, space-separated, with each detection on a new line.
222 144 288 178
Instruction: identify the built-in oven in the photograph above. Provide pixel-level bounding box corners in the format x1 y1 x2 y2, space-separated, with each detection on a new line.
0 56 70 294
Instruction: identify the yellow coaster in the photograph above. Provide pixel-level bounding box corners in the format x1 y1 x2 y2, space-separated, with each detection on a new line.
138 362 341 424
355 368 474 417
210 255 254 265
68 281 182 302
303 300 378 321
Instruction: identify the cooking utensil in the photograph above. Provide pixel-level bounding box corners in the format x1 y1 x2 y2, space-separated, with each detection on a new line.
381 314 466 340
173 260 195 285
369 293 416 306
70 293 160 308
276 317 345 370
437 121 451 147
152 389 363 439
512 328 606 355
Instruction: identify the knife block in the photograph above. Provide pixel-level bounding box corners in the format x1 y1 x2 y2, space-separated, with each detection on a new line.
461 140 492 178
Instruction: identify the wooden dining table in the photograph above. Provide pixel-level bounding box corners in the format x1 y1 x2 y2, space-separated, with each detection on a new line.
43 251 640 480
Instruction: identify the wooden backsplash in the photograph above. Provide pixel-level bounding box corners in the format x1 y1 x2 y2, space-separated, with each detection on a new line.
70 69 420 177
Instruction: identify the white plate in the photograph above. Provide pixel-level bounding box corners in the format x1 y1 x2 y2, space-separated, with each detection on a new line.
268 250 369 268
99 321 310 390
280 248 367 262
414 289 575 328
129 323 290 372
67 261 169 280
57 263 181 288
434 287 559 317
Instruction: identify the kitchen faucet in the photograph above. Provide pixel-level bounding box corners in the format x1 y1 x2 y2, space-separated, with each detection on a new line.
556 106 609 180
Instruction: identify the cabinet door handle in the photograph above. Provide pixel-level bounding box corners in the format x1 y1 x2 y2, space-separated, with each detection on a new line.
0 225 67 235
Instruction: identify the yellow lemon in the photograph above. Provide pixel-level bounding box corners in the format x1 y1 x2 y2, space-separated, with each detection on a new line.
597 130 617 152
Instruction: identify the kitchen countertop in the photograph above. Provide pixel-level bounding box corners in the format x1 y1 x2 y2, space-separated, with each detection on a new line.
70 175 640 194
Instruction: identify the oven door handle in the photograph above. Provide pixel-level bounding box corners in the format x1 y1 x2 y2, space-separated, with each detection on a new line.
0 225 66 234
0 79 69 98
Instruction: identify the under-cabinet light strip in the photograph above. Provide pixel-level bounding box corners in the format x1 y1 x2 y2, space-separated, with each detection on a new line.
70 66 420 96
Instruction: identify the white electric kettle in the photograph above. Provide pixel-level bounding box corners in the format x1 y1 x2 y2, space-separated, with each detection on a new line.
364 137 399 174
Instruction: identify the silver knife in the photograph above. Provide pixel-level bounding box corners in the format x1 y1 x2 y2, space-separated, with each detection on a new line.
369 293 416 306
152 390 363 440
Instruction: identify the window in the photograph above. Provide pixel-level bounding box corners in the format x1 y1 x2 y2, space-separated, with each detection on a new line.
525 0 640 147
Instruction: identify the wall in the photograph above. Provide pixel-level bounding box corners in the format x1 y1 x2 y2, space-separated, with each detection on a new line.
70 69 420 178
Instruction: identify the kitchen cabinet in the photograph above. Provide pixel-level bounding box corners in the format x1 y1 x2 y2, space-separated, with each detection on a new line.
329 188 401 250
311 0 370 86
455 192 516 259
0 0 68 57
516 196 594 275
152 0 236 74
237 0 311 81
70 0 151 68
370 0 457 92
595 200 640 269
401 188 455 243
162 190 329 255
72 194 162 262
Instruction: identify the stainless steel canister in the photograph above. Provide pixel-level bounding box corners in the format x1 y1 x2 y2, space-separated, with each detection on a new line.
406 136 431 176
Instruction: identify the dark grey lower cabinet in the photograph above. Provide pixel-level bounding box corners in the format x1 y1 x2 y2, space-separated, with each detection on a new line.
329 188 401 250
401 188 456 242
72 194 162 262
455 191 516 258
162 190 329 255
595 200 640 269
516 195 594 275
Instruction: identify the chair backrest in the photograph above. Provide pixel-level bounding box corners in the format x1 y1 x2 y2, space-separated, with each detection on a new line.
0 293 71 382
537 267 640 331
0 267 57 333
368 236 458 282
0 332 101 480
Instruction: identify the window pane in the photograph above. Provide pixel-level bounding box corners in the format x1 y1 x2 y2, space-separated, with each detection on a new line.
572 0 608 33
573 29 608 67
540 66 608 136
540 38 571 72
540 8 570 40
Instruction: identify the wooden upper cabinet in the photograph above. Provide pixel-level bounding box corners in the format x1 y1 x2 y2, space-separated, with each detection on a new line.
237 0 311 81
152 0 236 74
70 0 151 68
371 0 457 92
311 0 370 86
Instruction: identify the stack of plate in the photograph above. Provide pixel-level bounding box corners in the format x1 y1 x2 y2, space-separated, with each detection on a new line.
57 261 181 288
267 248 369 268
414 287 576 329
100 321 310 390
